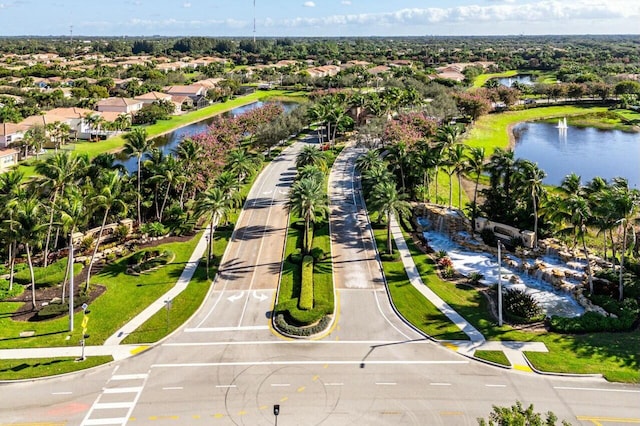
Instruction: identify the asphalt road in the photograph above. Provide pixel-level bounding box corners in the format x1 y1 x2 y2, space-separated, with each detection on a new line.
1 141 639 426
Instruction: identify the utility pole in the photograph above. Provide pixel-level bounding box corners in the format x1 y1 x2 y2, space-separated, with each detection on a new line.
253 0 256 43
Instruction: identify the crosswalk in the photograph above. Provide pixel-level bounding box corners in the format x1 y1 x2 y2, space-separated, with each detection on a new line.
80 372 148 426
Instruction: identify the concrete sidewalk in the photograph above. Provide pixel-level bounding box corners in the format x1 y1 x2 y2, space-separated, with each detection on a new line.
389 214 486 343
0 344 151 362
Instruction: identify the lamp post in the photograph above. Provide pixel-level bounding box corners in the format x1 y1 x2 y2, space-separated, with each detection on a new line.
616 218 627 301
497 241 504 327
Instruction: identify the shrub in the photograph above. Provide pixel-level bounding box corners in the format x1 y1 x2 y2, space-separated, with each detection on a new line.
80 236 95 253
141 222 168 237
299 256 314 310
113 224 130 241
274 313 331 337
0 280 24 300
468 272 484 285
480 228 497 246
435 249 448 259
442 266 455 278
36 294 91 320
437 256 453 268
503 288 543 322
547 310 637 333
126 249 174 274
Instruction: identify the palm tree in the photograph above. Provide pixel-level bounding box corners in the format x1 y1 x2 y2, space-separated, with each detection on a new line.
355 149 383 174
34 151 87 268
22 124 47 159
515 159 547 248
387 141 409 192
13 197 47 310
447 144 466 209
411 141 438 203
149 155 181 222
288 176 329 254
0 170 24 292
465 146 485 230
85 171 126 291
174 138 203 208
609 179 639 301
361 162 394 194
123 128 152 225
296 145 327 171
434 124 462 204
368 180 411 255
561 195 595 294
194 187 232 279
227 148 261 189
58 185 87 330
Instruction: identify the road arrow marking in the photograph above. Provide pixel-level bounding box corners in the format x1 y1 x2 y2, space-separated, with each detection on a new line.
227 292 245 302
253 291 268 302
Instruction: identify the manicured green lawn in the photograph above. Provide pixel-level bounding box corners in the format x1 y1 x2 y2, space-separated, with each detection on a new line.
0 356 113 380
0 235 202 349
463 105 608 156
474 350 510 366
371 224 468 340
472 70 518 88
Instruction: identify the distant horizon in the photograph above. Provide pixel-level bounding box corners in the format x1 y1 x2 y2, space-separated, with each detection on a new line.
0 1 638 38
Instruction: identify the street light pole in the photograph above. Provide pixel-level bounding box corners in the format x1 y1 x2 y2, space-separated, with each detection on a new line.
497 241 503 327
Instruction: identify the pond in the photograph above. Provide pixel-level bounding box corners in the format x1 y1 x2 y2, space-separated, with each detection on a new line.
496 74 534 87
513 121 640 188
116 101 297 173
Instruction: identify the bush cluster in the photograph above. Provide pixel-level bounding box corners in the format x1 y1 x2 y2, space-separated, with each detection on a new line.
547 310 637 333
299 256 314 310
274 313 331 337
126 249 174 274
503 288 543 322
36 294 91 320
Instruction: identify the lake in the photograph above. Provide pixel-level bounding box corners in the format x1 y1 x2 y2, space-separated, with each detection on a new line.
497 74 534 87
513 121 640 188
116 101 297 172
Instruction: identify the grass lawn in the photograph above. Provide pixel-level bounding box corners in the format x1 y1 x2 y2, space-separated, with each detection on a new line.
371 223 468 340
463 105 608 156
0 235 202 349
472 70 518 88
474 350 510 367
0 356 113 380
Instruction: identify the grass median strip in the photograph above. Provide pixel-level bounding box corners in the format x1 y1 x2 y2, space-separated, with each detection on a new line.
0 356 113 380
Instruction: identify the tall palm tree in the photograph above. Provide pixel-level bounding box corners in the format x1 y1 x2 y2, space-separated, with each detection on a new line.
288 176 329 254
34 151 87 268
123 128 152 225
227 148 261 189
387 141 409 192
560 195 595 293
174 138 203 208
609 179 639 301
58 185 87 330
411 141 438 203
515 159 547 248
22 124 47 159
13 197 47 310
355 149 383 174
361 162 394 194
447 144 466 209
296 145 327 171
368 180 411 255
0 170 24 291
194 187 232 279
85 171 127 291
465 146 485 229
149 155 181 222
434 124 462 204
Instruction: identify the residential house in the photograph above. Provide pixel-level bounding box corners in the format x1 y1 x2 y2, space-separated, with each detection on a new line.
134 91 181 112
305 65 341 79
96 97 145 114
0 122 28 149
0 148 19 172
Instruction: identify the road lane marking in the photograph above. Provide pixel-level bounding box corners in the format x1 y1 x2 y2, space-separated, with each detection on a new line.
102 387 143 394
485 384 507 388
270 384 290 387
576 416 640 424
430 383 451 386
152 360 468 368
51 391 73 395
555 386 640 393
164 340 430 346
162 387 183 390
297 386 306 392
326 383 344 386
94 402 133 410
227 291 244 302
184 326 269 332
215 385 237 388
110 374 148 381
376 382 397 386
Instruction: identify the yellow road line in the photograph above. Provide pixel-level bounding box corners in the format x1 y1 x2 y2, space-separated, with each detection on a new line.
441 342 459 351
130 345 150 356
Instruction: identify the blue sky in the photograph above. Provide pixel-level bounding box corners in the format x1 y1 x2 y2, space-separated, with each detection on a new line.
1 0 639 37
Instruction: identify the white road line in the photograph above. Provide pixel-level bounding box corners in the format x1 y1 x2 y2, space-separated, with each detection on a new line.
94 402 134 409
376 382 397 386
184 325 269 332
271 384 290 387
110 374 148 381
485 384 507 388
325 383 344 386
102 387 143 394
554 386 640 393
215 385 237 388
163 340 430 347
51 391 73 395
162 387 183 390
152 360 468 368
82 418 127 426
430 383 452 386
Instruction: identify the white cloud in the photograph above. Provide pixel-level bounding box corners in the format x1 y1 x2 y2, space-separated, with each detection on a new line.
183 2 191 8
303 1 315 7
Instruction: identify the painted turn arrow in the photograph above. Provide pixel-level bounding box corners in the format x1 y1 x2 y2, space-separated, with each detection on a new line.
253 291 268 302
227 291 245 302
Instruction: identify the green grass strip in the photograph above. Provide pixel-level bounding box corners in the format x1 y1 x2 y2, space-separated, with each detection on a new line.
299 256 314 310
0 356 113 380
472 70 518 88
474 350 510 366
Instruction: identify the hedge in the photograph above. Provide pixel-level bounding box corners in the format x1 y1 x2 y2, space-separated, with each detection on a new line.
299 255 314 310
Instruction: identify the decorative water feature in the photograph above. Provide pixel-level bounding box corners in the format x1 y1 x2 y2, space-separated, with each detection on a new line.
556 117 568 133
416 213 586 318
497 74 535 87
